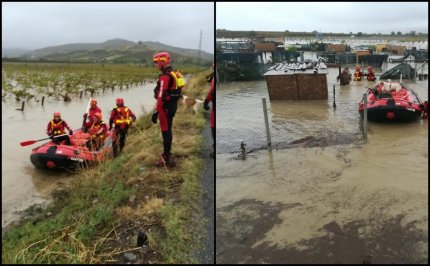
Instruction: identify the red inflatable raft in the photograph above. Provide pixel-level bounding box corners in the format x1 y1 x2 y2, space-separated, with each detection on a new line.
30 127 112 169
359 83 425 122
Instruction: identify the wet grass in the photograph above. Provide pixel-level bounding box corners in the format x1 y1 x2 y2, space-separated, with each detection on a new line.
2 68 213 264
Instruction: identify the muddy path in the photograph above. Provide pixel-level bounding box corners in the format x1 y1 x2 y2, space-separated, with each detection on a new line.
2 83 156 228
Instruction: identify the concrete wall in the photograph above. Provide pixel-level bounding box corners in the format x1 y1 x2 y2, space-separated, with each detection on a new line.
265 73 328 100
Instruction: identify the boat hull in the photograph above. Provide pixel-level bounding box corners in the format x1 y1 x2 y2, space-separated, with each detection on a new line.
30 129 112 170
358 83 424 122
360 105 422 122
30 148 85 169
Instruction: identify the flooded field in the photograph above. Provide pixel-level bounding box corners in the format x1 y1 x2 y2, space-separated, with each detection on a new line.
217 57 428 153
2 83 156 228
216 58 428 263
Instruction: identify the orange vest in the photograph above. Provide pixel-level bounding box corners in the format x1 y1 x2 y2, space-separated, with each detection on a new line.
354 71 361 80
90 121 106 138
50 120 66 135
114 107 131 126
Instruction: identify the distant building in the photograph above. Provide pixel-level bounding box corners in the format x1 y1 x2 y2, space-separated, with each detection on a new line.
254 43 276 64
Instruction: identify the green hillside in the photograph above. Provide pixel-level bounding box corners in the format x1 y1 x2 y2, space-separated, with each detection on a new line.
4 39 213 66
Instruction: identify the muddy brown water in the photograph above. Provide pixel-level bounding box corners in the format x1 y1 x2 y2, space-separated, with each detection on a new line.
216 58 428 263
2 83 156 228
217 59 428 153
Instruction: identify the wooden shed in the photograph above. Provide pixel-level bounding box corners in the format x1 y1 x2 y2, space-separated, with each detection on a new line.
264 70 328 100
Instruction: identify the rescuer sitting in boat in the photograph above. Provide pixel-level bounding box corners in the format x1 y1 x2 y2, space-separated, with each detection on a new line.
353 66 362 81
82 98 102 133
336 67 352 85
46 112 73 145
87 112 107 151
365 66 376 81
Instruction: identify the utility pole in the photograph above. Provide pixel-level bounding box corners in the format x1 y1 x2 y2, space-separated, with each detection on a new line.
198 29 202 63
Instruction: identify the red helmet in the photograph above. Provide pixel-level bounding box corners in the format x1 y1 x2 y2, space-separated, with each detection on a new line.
94 112 102 121
53 112 61 117
367 66 373 70
116 97 124 106
153 52 171 69
356 66 361 71
90 99 97 105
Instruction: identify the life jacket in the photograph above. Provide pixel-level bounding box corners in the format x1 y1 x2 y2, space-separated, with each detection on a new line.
89 121 106 138
113 107 131 126
169 69 186 93
354 71 362 80
88 106 102 122
50 120 66 135
367 71 376 81
154 67 186 101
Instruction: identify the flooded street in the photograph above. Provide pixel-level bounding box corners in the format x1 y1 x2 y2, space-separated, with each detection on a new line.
216 59 428 263
2 83 156 228
217 57 428 153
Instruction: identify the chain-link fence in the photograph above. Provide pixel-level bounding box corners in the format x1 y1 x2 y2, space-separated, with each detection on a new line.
217 95 367 154
217 99 268 154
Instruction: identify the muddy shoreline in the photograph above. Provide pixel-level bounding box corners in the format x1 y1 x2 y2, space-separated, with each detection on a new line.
217 199 428 264
216 136 428 264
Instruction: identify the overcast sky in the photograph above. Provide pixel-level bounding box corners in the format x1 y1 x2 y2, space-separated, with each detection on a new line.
2 2 214 52
217 2 428 34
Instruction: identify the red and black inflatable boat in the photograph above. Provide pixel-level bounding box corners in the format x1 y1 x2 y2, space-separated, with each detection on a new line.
30 128 112 170
359 83 425 122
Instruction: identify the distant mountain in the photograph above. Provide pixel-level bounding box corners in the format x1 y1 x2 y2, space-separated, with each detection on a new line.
28 38 137 57
140 41 213 61
2 48 31 58
7 38 213 65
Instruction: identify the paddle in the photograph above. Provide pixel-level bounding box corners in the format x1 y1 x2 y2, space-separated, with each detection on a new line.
20 134 68 147
82 97 92 129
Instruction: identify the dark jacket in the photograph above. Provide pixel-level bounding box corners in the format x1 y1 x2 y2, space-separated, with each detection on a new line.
337 71 351 85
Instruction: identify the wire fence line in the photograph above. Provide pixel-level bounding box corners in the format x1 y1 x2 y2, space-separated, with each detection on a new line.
217 97 367 154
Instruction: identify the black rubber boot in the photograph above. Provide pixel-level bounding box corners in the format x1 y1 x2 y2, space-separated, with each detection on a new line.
155 153 176 168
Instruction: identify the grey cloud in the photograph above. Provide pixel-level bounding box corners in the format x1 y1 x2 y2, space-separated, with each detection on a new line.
216 2 428 34
2 2 214 52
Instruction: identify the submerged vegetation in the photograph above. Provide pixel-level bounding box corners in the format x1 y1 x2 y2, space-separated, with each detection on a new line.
2 70 212 264
2 62 205 103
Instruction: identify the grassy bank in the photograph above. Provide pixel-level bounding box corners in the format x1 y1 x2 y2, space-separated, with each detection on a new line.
2 69 212 264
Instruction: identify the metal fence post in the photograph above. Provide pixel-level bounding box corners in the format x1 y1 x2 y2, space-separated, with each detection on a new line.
363 93 368 143
262 98 272 149
333 85 336 108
